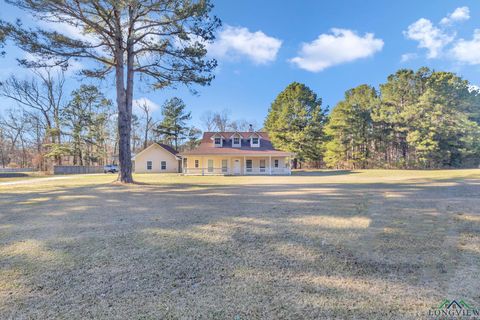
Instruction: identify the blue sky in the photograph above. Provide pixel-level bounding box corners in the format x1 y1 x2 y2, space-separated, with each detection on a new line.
2 0 480 129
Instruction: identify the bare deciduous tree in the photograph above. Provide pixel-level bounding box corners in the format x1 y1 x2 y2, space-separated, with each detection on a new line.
0 69 66 166
0 108 30 167
200 111 216 132
137 102 157 150
2 0 220 183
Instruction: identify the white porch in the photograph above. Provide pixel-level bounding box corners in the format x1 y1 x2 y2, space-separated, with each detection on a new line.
182 155 291 175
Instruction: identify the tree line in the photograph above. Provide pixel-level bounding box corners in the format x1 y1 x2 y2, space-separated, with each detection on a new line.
265 68 480 169
0 68 255 169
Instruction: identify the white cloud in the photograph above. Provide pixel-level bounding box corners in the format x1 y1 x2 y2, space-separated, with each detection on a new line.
289 28 384 72
451 29 480 65
440 7 470 25
404 18 454 58
208 25 282 64
468 84 480 93
400 53 418 62
404 7 470 60
23 52 84 76
133 98 160 114
38 19 99 44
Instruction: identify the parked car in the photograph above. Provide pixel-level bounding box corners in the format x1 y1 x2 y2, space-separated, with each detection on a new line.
103 164 119 173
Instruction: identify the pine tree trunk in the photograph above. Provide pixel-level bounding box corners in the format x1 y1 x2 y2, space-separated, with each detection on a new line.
115 50 134 183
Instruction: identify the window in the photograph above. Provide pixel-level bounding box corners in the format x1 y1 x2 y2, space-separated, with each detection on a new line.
161 161 166 170
147 161 152 170
208 159 214 173
246 159 252 172
183 158 187 168
260 160 266 172
195 160 199 168
214 137 221 145
274 160 279 168
252 137 259 144
233 137 240 145
222 159 228 173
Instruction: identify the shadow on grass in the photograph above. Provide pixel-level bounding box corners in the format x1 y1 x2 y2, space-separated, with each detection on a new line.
0 176 479 318
0 173 30 178
292 169 356 176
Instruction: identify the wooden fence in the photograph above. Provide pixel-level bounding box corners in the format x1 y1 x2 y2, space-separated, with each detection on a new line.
53 166 104 175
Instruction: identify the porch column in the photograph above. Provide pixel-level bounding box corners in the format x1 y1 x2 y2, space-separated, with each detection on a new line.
201 157 204 176
243 156 246 175
269 155 272 175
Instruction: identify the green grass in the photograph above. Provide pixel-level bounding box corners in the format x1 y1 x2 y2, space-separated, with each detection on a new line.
1 170 479 319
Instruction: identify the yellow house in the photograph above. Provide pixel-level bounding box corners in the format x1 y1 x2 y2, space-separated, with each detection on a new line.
132 143 181 173
180 131 293 175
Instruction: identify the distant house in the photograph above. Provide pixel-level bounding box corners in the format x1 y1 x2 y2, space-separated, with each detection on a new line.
132 143 181 173
179 129 293 175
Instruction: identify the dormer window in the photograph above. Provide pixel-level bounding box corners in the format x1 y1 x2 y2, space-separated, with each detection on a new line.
230 132 242 148
211 133 225 147
249 134 260 147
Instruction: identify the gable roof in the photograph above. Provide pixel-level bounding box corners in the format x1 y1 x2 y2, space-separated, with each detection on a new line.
229 131 243 139
157 143 178 155
180 132 292 156
132 142 178 160
210 132 227 139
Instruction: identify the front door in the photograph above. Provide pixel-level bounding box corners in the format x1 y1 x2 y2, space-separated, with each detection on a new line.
233 159 241 175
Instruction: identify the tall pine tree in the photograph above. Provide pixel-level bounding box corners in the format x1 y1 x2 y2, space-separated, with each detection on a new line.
264 82 326 164
155 98 192 150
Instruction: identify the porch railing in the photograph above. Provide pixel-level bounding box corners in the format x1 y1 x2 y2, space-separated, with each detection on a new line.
183 166 291 175
244 167 290 174
183 167 229 175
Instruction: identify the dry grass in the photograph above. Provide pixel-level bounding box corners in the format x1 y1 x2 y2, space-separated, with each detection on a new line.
1 170 480 319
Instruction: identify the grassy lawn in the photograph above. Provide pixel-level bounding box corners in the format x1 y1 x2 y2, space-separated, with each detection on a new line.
1 170 479 319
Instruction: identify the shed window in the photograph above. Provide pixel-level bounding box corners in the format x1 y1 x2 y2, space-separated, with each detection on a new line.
195 160 199 168
147 161 152 170
161 161 166 170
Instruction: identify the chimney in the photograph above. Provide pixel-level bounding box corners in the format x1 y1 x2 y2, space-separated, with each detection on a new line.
248 124 253 132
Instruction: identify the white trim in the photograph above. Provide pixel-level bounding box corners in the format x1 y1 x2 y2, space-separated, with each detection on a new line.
269 155 272 175
210 133 227 139
213 136 223 147
250 136 260 148
132 143 177 160
246 132 262 139
180 153 293 157
228 131 243 139
232 135 241 148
